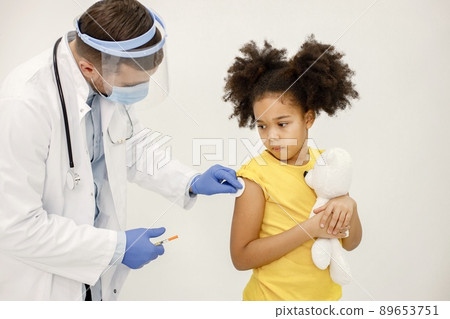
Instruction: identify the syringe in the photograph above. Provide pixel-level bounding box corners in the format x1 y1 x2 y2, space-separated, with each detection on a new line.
154 235 179 246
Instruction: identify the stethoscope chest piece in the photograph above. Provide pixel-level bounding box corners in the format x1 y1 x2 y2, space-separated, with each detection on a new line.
66 169 80 190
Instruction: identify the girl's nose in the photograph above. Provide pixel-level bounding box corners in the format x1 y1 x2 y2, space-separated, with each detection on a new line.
267 128 279 141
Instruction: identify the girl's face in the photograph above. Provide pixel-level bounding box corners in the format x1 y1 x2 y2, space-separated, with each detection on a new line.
253 94 315 165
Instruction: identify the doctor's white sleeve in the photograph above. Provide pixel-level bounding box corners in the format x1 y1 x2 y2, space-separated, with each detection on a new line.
125 107 199 210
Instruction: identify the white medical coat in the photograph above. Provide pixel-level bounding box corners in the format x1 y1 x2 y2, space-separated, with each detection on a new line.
0 32 198 300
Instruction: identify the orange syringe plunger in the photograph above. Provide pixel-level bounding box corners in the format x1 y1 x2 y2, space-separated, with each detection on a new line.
154 235 179 246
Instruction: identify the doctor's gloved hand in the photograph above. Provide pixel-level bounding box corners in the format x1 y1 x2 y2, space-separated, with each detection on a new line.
122 228 165 269
189 164 243 195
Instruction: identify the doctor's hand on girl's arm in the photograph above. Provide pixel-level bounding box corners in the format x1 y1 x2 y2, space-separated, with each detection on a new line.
230 178 348 271
190 165 242 195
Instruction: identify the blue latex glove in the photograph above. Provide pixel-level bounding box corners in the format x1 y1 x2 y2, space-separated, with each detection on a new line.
190 164 243 195
122 227 165 269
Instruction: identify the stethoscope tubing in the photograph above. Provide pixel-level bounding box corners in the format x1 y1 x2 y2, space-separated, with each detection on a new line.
53 37 75 169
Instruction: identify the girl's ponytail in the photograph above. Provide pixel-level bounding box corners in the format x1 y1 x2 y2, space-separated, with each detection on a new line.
223 41 288 127
289 35 359 116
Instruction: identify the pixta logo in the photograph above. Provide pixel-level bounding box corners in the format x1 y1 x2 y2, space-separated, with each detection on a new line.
126 131 325 175
126 128 172 175
192 138 266 166
192 137 324 166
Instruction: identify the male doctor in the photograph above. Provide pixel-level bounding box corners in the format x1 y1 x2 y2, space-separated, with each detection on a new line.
0 0 241 300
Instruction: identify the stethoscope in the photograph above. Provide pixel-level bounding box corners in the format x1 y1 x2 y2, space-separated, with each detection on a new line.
53 37 80 190
53 37 135 190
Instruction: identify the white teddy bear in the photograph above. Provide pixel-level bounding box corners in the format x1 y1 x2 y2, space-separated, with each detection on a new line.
304 148 353 285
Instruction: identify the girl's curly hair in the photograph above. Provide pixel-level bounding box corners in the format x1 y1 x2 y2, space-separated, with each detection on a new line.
223 35 359 128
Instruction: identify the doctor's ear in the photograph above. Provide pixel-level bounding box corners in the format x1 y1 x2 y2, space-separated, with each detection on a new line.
78 59 99 79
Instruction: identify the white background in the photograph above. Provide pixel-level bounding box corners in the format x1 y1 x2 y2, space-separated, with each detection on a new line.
1 0 449 301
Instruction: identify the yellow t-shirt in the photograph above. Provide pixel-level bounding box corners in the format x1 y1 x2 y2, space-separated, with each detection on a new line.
236 148 342 301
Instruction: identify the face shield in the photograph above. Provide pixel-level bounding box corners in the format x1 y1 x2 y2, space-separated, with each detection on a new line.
75 7 168 108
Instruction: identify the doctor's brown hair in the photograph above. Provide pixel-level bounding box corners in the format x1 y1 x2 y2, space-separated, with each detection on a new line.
75 0 162 70
223 35 359 128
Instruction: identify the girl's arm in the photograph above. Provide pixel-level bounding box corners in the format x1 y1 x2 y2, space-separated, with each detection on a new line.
342 204 362 251
230 178 347 271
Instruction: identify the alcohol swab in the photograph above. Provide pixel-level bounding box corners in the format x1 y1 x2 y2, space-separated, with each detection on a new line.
220 177 245 198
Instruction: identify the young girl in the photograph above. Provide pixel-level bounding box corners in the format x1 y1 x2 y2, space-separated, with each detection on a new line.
223 35 362 301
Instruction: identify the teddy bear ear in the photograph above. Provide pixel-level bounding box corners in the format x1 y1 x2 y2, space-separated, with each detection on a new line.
314 151 327 166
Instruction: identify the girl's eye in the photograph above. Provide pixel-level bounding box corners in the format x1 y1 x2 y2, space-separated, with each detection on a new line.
257 125 266 129
279 123 288 127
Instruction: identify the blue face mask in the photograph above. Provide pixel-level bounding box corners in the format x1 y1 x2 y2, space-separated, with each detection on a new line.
92 68 150 105
106 81 150 105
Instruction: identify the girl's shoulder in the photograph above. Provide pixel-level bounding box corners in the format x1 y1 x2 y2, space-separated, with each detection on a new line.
237 154 264 179
236 151 271 195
